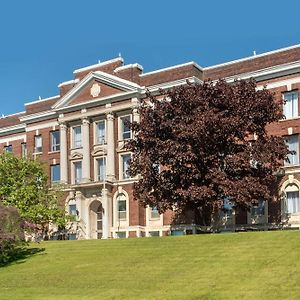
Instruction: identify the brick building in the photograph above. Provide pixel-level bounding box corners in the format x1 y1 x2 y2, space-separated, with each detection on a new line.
1 44 300 238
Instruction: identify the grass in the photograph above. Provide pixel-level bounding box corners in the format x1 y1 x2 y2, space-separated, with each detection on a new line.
1 231 300 299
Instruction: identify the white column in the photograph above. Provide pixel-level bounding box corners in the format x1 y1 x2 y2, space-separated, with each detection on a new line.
101 188 110 239
82 118 91 183
106 112 115 181
59 123 68 184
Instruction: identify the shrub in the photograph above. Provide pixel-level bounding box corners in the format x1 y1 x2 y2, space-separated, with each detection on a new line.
0 205 24 265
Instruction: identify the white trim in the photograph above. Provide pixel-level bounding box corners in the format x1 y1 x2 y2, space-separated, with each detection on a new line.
25 95 60 106
52 71 143 110
0 123 26 135
25 121 59 132
204 44 300 70
115 63 143 72
58 79 80 88
0 134 26 144
223 61 300 83
0 111 25 119
73 57 124 74
146 76 202 93
257 75 300 90
19 110 57 123
140 61 203 77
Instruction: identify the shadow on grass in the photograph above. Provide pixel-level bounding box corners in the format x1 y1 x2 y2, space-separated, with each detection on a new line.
0 246 45 268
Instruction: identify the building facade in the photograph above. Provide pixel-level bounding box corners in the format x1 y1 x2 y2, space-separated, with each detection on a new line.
1 44 300 238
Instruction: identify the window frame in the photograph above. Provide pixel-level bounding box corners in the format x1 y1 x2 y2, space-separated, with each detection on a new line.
34 135 43 153
72 125 82 149
120 153 131 180
283 90 298 120
21 143 27 158
96 157 106 182
285 134 299 166
119 115 132 141
50 130 60 152
73 160 83 184
4 145 12 153
50 164 61 183
94 120 106 145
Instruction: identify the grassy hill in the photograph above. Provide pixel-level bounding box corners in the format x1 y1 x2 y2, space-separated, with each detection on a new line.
1 231 300 299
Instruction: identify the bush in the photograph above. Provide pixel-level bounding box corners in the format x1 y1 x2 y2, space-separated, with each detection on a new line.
0 205 24 265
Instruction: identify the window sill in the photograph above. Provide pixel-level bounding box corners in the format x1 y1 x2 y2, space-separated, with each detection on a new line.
48 150 60 154
70 147 83 150
33 152 43 155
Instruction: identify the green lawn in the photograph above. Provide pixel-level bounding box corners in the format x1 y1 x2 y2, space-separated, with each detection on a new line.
1 231 300 299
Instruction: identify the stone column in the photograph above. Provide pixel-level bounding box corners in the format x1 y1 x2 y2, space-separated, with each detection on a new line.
59 123 68 184
82 118 91 183
101 188 110 239
106 112 115 181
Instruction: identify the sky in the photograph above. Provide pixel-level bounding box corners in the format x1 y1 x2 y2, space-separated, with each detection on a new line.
0 0 299 116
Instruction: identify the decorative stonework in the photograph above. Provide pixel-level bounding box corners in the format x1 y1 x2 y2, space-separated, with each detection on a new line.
90 83 101 98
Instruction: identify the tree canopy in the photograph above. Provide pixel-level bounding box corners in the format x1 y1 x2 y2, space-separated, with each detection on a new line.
0 153 65 227
128 79 289 218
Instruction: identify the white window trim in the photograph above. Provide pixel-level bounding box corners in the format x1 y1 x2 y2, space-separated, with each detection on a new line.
50 164 61 183
93 119 107 145
50 130 60 152
118 114 132 141
283 90 298 120
285 135 299 166
34 135 43 154
71 125 82 149
94 156 106 182
119 152 132 180
72 160 83 184
113 190 129 228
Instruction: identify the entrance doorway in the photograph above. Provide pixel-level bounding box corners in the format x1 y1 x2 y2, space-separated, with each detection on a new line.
90 200 103 239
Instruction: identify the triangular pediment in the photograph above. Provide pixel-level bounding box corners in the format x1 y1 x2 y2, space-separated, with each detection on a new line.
52 71 143 109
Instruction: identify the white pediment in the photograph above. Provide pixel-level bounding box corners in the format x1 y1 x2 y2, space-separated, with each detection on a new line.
52 71 144 110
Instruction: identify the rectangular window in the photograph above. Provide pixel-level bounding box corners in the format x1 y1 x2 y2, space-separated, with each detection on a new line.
121 116 131 140
285 135 299 166
51 131 60 152
73 126 82 148
149 231 160 237
34 135 42 153
283 91 298 119
118 200 127 220
96 121 106 145
121 154 131 179
286 191 300 213
97 157 106 181
69 204 77 216
251 199 265 216
51 164 60 183
150 206 160 219
116 232 126 238
21 143 27 158
4 145 12 153
74 161 82 184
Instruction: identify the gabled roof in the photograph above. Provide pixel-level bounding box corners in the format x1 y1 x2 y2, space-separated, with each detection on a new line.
52 70 144 110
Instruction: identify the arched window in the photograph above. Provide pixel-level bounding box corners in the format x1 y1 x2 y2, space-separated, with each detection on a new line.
284 184 300 213
117 193 127 220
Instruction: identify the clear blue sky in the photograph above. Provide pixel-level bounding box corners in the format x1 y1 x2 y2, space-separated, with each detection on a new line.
0 0 299 116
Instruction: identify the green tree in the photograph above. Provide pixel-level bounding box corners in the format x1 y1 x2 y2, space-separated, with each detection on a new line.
0 153 65 228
